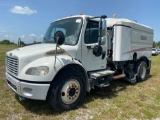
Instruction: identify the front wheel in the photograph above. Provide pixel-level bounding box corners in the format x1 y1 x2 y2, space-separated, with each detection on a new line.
134 61 147 82
47 70 86 112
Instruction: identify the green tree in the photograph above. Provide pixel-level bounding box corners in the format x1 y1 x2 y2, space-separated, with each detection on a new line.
0 39 10 44
157 41 160 47
153 41 156 48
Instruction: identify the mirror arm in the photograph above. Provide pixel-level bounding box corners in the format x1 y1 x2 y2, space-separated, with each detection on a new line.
99 17 102 37
54 44 74 68
58 46 74 60
98 17 103 46
98 37 102 46
54 38 59 68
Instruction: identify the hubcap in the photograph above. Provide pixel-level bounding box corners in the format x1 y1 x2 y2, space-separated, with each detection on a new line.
140 65 146 79
61 79 80 104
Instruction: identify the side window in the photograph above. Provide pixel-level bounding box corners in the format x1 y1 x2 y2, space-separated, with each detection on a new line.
84 20 99 44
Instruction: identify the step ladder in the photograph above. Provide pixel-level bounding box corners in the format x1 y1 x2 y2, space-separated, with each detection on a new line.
90 70 115 79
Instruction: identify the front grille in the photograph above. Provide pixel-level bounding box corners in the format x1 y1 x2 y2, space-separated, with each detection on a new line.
6 56 19 76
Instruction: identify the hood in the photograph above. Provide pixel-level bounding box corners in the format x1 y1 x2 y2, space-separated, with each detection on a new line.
6 43 77 77
6 43 77 58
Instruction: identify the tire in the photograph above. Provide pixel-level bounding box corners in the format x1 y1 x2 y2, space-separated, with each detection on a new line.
47 69 86 112
134 61 147 82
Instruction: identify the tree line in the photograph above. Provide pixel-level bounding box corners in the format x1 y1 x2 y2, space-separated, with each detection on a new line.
0 39 15 45
153 41 160 48
0 39 37 46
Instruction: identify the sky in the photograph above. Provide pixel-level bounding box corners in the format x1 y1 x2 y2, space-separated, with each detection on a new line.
0 0 160 43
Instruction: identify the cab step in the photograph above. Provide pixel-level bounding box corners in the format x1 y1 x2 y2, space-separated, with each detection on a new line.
90 70 115 79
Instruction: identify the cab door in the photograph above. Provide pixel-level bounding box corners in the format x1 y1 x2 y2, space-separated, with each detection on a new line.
81 20 107 71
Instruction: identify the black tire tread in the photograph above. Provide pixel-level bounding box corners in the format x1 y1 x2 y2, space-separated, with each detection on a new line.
47 69 86 112
134 61 147 82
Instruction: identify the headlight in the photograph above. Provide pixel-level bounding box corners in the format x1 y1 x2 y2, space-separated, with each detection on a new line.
25 66 49 76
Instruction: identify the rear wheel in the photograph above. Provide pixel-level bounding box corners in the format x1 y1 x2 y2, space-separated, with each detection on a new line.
134 61 147 82
47 70 86 112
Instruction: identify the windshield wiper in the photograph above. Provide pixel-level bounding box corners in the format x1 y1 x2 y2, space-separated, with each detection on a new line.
43 37 55 43
45 41 55 43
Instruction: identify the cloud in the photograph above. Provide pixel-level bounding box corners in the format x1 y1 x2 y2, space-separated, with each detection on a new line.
10 6 37 15
4 35 9 38
4 34 14 38
20 35 25 39
0 34 13 40
0 33 44 43
29 34 36 37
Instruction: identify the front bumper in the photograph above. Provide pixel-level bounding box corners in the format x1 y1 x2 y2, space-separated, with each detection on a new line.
6 72 50 100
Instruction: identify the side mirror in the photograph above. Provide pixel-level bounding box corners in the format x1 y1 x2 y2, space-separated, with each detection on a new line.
100 36 106 45
99 19 107 37
98 18 107 46
54 31 65 46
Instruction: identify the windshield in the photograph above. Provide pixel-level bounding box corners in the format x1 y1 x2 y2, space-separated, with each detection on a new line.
43 17 83 45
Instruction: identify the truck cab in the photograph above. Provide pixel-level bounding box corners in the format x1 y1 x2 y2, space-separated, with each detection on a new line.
5 15 153 111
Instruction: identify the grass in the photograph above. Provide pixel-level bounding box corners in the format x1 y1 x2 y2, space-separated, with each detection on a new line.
0 44 160 120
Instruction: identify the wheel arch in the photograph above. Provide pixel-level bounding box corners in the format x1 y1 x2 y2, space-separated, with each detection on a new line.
51 63 89 92
137 56 150 68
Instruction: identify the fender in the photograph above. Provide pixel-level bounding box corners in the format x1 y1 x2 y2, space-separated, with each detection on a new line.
19 54 89 91
137 56 151 69
55 55 90 92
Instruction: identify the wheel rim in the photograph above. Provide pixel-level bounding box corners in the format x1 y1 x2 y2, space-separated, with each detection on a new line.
61 79 80 104
140 65 146 79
